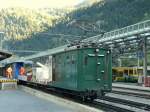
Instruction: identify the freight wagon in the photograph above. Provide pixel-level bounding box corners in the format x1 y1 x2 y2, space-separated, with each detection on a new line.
3 46 112 100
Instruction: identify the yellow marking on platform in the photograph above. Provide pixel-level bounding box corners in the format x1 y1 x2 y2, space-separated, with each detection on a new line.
0 79 17 83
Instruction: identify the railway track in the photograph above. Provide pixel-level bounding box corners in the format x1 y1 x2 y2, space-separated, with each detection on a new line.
19 82 150 112
94 100 148 112
112 86 150 99
101 96 150 111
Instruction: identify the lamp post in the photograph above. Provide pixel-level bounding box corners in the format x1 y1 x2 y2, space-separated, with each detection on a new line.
0 32 4 50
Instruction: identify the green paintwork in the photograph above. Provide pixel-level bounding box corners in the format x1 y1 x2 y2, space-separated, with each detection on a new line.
50 47 112 92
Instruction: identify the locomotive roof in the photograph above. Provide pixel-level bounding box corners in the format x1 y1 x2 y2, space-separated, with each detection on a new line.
23 45 107 60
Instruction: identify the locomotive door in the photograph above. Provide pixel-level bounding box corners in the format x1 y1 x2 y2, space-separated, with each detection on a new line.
83 49 105 86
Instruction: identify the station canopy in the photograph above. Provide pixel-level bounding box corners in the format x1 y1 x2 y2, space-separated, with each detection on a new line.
0 50 12 61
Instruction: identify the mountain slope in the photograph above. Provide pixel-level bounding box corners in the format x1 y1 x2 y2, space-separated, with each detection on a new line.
0 8 67 40
2 0 150 56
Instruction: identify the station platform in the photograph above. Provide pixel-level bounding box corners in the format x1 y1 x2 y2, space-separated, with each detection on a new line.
0 90 76 112
112 82 150 91
0 86 101 112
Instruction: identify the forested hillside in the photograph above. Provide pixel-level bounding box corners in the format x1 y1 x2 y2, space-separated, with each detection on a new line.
2 0 150 56
0 8 61 40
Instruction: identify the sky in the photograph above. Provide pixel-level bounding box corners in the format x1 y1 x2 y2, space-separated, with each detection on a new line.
0 0 86 9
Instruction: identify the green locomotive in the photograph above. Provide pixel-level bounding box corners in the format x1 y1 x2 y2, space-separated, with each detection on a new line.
50 47 112 100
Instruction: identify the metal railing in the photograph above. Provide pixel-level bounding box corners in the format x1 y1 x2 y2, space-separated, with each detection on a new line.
83 20 150 43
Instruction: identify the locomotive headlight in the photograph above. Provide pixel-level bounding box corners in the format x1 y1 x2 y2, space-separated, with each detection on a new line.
95 49 99 52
